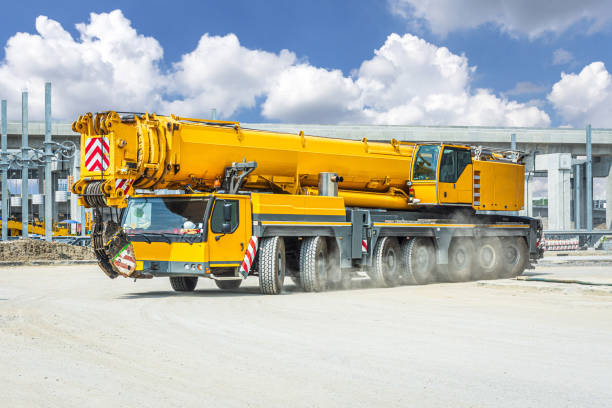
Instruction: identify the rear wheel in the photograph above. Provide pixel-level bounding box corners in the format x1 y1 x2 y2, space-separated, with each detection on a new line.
258 236 286 295
169 276 198 292
370 237 401 287
401 237 436 285
215 279 242 290
443 238 475 282
300 236 329 292
499 237 528 278
474 237 503 280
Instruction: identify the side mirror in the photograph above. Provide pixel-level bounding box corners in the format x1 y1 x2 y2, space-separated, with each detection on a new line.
223 203 233 222
222 222 231 233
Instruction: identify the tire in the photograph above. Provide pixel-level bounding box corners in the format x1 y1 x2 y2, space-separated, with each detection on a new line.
300 236 329 292
215 279 242 290
474 237 503 280
443 238 475 282
169 276 198 292
258 236 286 295
499 237 528 278
401 237 436 285
370 237 401 287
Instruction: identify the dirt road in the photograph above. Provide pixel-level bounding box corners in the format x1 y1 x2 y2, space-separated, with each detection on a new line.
1 265 611 407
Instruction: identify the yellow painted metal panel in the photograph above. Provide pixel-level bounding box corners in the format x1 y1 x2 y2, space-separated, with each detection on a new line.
251 193 346 216
473 160 524 211
132 241 207 262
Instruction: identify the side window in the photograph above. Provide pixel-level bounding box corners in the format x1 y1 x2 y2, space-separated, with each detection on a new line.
439 147 472 183
439 148 457 183
210 200 239 233
412 145 440 181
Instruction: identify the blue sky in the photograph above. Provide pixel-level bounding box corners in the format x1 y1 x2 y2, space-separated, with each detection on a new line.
0 0 611 127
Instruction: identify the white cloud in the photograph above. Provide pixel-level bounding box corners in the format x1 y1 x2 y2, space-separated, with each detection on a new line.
388 0 612 38
548 62 612 127
263 33 550 126
552 48 574 65
162 33 296 118
504 81 548 97
0 11 550 127
0 10 165 120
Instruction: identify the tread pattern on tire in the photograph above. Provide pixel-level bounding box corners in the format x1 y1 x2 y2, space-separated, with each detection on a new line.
499 237 528 278
402 237 435 285
300 236 327 292
215 279 242 290
258 236 285 295
370 236 400 287
169 276 198 292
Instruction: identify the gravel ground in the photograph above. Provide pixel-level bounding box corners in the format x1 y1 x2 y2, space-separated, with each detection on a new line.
1 264 611 408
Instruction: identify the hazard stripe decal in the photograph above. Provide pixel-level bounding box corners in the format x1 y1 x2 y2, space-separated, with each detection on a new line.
239 236 259 279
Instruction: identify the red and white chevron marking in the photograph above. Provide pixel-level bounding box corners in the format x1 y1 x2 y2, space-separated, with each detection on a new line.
362 239 368 252
239 236 259 279
115 178 134 195
84 137 110 172
112 243 136 276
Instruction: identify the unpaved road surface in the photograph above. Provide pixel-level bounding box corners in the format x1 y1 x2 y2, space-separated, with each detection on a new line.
1 265 611 408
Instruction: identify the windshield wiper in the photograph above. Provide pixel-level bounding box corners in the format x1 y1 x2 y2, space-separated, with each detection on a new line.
137 232 172 243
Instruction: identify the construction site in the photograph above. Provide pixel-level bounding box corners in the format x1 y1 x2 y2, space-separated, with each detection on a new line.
2 84 612 405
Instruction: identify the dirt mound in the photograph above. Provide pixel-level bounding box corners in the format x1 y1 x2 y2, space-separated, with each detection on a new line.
0 239 94 261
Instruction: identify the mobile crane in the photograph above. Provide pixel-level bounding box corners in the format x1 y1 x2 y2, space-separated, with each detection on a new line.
72 111 543 294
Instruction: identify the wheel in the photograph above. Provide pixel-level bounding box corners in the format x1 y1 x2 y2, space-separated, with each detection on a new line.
169 276 198 292
474 237 503 280
499 237 528 278
370 237 401 287
215 279 242 290
401 237 436 285
258 236 286 295
300 236 329 292
442 238 475 282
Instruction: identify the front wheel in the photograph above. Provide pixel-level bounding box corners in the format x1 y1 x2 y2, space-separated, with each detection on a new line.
258 236 286 295
170 276 198 292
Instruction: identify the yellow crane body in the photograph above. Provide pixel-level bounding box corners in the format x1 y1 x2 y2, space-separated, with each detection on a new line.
71 111 541 293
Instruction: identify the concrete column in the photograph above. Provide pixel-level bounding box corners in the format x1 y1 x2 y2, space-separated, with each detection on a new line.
44 82 53 241
524 176 535 217
1 100 7 241
547 154 572 230
21 91 28 238
69 153 81 228
607 164 612 229
586 125 593 231
574 164 581 229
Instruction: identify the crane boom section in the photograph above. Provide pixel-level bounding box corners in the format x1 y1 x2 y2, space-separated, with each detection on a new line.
72 112 415 208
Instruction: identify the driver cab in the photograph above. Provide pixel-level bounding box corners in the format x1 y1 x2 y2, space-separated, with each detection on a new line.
410 144 473 206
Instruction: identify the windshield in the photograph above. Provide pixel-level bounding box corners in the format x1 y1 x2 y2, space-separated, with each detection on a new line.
122 197 209 235
413 145 440 181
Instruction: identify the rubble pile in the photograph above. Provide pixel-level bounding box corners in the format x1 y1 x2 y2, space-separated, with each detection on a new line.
0 239 94 261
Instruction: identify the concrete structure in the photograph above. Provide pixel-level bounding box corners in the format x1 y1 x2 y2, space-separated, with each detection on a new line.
1 120 611 235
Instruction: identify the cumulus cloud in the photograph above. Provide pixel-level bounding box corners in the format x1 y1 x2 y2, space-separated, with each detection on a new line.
162 33 296 118
0 11 550 127
263 33 550 126
388 0 612 38
548 62 612 127
0 10 165 120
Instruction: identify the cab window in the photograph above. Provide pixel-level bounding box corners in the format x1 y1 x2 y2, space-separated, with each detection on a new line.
439 147 471 183
413 145 440 181
210 199 239 233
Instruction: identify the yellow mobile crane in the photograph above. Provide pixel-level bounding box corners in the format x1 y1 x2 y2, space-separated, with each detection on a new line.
72 112 543 294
